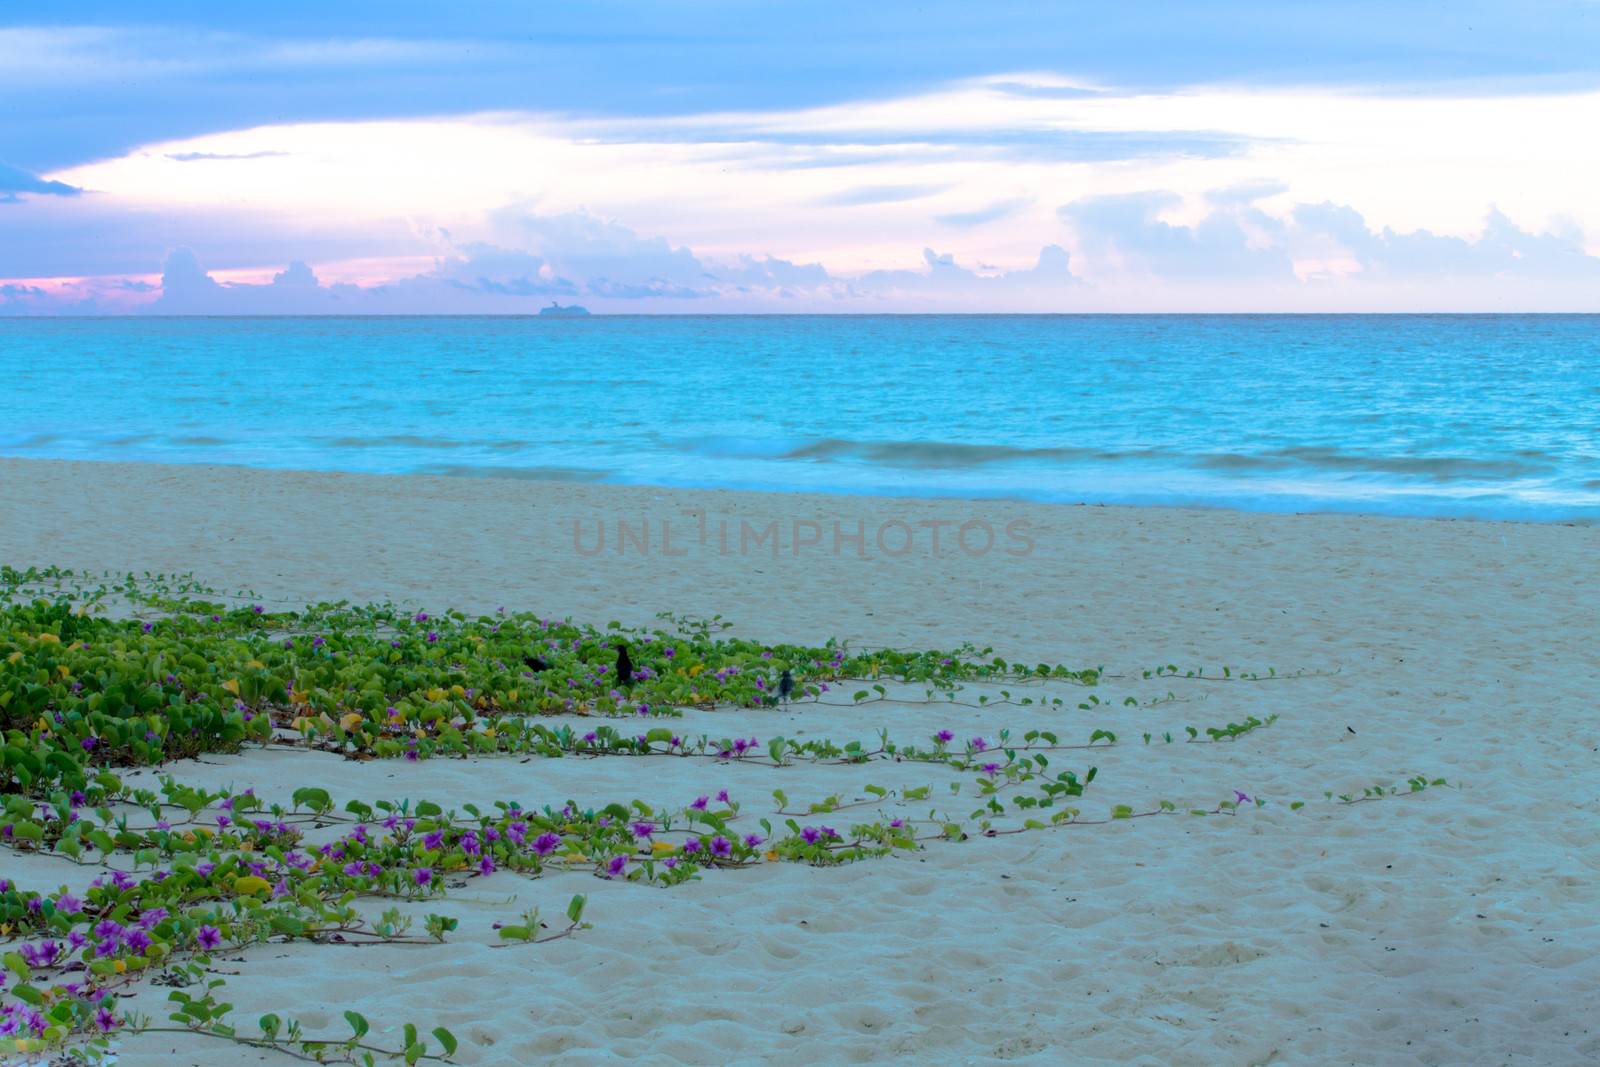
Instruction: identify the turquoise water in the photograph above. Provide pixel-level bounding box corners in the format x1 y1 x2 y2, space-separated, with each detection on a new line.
2 315 1596 521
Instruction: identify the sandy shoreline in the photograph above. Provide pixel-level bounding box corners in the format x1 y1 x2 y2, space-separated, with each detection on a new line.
1 456 1597 1065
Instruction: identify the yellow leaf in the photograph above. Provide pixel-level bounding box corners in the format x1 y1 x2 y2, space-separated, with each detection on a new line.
450 684 465 696
38 633 60 644
689 663 704 677
562 851 585 863
113 959 127 974
339 712 364 732
221 679 240 696
650 840 676 854
233 875 272 897
57 664 71 678
765 850 780 862
6 652 21 664
246 659 266 669
426 688 445 702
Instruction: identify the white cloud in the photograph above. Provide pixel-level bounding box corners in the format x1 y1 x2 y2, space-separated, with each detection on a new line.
10 71 1600 309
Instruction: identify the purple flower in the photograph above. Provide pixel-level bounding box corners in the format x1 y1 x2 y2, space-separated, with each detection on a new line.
631 822 654 839
94 1006 118 1033
81 736 98 752
606 855 628 878
716 789 730 804
252 604 264 615
710 836 733 857
889 818 905 828
743 833 763 848
54 893 82 914
141 622 153 634
935 730 954 743
195 925 222 950
427 631 439 643
1234 790 1252 804
970 736 988 752
800 826 821 844
413 867 432 886
682 838 702 854
414 612 429 623
423 830 444 850
981 763 1000 777
312 636 325 648
690 796 709 811
533 832 562 856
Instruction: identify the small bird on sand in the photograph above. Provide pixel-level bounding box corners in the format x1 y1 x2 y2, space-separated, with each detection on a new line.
778 669 795 703
615 644 634 688
523 654 550 672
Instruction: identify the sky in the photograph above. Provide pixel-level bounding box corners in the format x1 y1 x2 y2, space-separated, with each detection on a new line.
4 2 1600 313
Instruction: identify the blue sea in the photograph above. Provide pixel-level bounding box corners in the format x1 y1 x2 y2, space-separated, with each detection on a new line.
2 315 1596 522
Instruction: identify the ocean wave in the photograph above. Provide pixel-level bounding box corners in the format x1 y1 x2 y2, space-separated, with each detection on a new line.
676 434 1556 482
417 464 609 483
329 435 533 453
1263 447 1547 482
678 435 1106 468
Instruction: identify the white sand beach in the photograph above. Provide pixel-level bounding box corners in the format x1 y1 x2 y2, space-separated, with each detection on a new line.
0 456 1596 1066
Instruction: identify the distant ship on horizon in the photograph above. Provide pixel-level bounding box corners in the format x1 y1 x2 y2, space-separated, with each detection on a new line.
538 302 591 318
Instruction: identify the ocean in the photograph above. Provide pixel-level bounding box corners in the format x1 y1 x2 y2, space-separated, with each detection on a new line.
2 315 1596 522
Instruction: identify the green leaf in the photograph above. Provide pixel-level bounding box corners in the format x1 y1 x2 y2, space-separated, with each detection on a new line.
344 1010 370 1039
291 787 331 813
431 1027 459 1056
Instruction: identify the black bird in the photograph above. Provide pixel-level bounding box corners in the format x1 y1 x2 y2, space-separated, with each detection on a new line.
614 644 635 688
522 654 550 672
778 669 795 703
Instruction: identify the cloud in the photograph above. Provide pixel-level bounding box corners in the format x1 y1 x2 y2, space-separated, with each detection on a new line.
603 124 1262 167
1060 191 1295 280
852 244 1077 303
986 80 1103 100
1292 202 1600 282
1054 189 1600 301
166 151 290 162
710 255 832 291
0 161 80 200
76 209 1080 315
8 193 1600 315
1206 179 1287 205
935 198 1031 227
817 184 947 207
